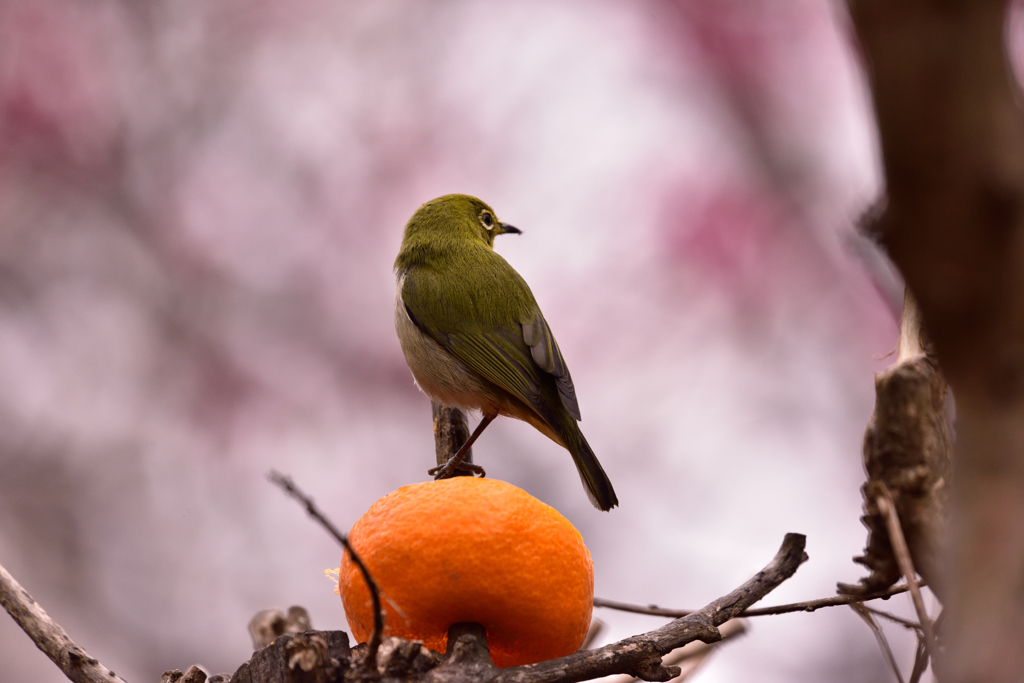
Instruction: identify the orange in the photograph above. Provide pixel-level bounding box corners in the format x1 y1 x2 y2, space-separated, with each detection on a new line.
338 477 593 668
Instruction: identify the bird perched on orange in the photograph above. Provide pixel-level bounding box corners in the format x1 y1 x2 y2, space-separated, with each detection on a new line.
393 194 618 510
338 477 594 667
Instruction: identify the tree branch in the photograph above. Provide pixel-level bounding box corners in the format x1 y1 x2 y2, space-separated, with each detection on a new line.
0 560 127 683
593 620 747 683
489 533 807 683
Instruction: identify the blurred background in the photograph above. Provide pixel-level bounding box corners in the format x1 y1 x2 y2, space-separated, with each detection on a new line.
0 0 916 680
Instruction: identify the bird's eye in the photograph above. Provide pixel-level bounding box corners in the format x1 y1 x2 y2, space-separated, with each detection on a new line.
481 212 494 228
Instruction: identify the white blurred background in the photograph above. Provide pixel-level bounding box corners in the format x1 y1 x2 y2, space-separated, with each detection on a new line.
0 1 915 681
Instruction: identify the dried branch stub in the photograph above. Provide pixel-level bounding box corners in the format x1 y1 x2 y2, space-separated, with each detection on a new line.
248 606 312 650
840 291 952 598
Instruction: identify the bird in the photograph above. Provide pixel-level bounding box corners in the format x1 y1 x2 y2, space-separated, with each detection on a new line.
393 194 618 511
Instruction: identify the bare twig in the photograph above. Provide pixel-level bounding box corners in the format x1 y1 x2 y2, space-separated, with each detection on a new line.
269 470 384 672
0 560 128 683
745 585 913 617
908 637 930 683
591 597 691 618
876 485 937 660
861 605 922 632
594 583 911 619
490 533 808 683
851 603 906 683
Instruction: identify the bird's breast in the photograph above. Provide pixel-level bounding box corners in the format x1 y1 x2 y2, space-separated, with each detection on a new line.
394 279 495 412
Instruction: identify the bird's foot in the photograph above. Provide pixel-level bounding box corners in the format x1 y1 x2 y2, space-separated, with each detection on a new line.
428 459 486 480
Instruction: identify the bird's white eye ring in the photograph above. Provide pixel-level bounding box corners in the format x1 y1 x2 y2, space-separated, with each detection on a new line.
480 212 494 228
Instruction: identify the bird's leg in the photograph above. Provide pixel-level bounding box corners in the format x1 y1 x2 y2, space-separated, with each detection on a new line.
428 415 494 479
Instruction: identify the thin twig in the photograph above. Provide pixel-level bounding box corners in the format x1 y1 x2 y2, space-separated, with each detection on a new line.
492 533 808 683
908 636 930 683
861 605 922 632
851 603 906 683
0 561 128 683
876 485 937 659
594 583 911 619
269 471 384 671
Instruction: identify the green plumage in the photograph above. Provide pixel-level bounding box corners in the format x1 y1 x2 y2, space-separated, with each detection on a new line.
394 194 618 511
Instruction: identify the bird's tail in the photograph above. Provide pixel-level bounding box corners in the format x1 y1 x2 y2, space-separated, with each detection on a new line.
564 425 618 511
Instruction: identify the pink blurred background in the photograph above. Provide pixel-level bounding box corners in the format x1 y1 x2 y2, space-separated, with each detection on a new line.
0 1 915 681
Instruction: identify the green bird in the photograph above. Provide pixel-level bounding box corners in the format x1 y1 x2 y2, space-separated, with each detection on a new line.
394 194 618 511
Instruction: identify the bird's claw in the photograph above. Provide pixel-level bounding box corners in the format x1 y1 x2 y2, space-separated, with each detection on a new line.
428 460 486 480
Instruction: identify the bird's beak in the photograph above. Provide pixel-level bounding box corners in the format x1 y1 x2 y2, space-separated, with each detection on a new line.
496 222 522 235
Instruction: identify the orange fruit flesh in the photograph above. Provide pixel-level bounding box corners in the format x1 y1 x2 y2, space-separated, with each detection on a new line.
339 477 593 668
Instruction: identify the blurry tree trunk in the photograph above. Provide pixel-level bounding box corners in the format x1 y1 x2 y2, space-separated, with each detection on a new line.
850 0 1024 680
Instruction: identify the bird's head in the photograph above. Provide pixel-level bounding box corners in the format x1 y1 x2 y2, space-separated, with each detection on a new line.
400 194 521 254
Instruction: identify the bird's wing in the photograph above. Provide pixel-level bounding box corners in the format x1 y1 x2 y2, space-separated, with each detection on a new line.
401 261 580 420
520 311 580 420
